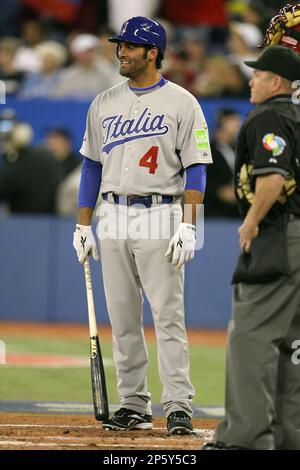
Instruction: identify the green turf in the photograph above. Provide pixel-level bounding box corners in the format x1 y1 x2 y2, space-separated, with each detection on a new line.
0 334 225 405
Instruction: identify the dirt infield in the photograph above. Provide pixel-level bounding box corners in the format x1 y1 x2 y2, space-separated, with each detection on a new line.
0 323 223 450
0 413 218 450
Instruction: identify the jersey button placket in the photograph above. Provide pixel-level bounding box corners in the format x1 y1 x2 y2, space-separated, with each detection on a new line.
123 101 140 193
132 99 140 116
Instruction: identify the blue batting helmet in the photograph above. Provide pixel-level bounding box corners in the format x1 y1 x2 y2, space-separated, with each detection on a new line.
109 17 167 55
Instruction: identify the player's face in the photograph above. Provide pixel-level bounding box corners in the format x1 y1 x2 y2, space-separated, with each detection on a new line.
249 70 277 104
117 42 153 79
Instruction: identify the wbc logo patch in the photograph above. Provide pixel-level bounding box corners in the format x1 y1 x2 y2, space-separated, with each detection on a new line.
262 133 286 157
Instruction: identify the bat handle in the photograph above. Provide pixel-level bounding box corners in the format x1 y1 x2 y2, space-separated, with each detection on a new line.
84 258 98 337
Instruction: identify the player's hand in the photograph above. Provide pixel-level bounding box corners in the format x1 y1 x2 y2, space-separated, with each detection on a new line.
73 224 99 264
165 222 196 269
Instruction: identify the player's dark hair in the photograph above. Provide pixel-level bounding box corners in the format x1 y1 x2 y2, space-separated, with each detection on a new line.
143 45 163 69
156 50 164 69
116 42 164 68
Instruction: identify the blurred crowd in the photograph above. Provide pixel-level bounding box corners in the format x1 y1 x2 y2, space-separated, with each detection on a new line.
0 109 81 214
0 0 295 100
0 0 296 217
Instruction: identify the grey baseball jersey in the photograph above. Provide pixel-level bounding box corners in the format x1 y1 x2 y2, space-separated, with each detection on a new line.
80 78 212 196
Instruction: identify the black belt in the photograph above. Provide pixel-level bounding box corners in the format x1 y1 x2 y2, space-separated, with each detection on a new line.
102 193 174 208
288 213 300 221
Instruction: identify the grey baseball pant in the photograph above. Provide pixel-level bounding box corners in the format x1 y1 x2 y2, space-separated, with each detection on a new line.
97 201 195 417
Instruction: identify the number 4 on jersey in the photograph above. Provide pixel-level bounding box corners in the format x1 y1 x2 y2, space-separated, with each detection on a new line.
139 146 158 174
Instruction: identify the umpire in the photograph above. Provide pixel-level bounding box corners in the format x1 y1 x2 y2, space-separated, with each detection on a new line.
204 45 300 450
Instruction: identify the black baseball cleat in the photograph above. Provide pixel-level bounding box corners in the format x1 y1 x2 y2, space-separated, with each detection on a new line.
202 441 250 450
167 411 193 435
102 408 153 431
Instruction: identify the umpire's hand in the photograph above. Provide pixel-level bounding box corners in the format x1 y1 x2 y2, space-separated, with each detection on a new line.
239 222 259 253
73 224 99 264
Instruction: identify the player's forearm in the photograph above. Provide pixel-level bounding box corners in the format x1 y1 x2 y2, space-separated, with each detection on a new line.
183 164 206 225
183 189 204 225
244 173 285 227
77 207 94 225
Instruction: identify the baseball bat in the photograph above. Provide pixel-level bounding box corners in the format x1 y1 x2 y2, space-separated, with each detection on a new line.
83 258 109 421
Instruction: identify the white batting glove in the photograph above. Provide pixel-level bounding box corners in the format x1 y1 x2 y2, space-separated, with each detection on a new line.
73 224 99 264
165 223 196 269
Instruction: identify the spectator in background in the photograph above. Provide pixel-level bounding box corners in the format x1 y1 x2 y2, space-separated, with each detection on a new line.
161 0 228 52
163 31 206 94
163 49 198 94
21 0 82 24
107 0 159 33
227 22 263 80
0 109 62 214
44 128 80 177
13 19 44 73
56 164 83 217
227 0 290 21
0 0 21 38
205 108 242 218
53 34 114 99
242 1 271 35
97 27 124 87
257 0 295 16
19 41 67 98
227 0 250 19
192 55 248 97
22 0 104 37
44 127 82 216
182 35 207 74
0 37 24 95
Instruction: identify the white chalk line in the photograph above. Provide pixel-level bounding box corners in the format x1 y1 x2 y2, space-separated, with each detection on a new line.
0 439 206 449
0 441 86 448
0 423 214 437
0 435 210 443
0 423 98 429
0 436 209 449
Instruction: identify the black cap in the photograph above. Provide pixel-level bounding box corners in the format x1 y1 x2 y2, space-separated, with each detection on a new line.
244 45 300 82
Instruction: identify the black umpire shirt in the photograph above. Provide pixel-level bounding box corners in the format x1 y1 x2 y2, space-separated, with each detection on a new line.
235 94 300 221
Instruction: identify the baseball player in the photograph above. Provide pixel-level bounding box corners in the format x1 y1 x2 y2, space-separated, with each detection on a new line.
73 16 212 434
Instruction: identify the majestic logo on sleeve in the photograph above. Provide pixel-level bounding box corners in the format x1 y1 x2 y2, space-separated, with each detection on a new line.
102 107 168 154
262 133 286 157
